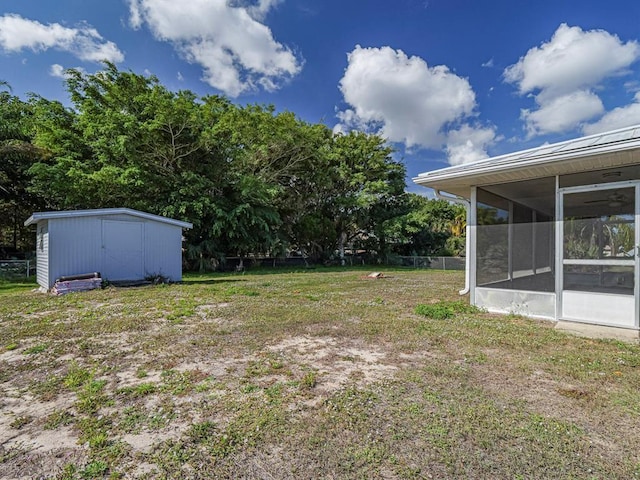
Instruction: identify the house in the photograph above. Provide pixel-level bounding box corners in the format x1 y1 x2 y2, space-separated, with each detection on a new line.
24 208 192 290
414 125 640 339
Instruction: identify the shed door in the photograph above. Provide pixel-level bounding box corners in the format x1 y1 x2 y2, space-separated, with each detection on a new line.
560 183 638 328
102 220 144 281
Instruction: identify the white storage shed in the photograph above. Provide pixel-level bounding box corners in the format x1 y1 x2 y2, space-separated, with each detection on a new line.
24 208 192 290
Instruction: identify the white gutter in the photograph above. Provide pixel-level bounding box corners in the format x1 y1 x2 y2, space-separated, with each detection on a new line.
435 190 470 295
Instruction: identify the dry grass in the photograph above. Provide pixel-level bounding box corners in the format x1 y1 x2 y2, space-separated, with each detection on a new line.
0 267 639 479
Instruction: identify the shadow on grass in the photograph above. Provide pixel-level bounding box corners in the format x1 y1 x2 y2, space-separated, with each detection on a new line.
180 278 248 285
0 277 38 293
182 265 419 280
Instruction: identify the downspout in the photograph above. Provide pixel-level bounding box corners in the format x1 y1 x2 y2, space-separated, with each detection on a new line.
435 190 470 295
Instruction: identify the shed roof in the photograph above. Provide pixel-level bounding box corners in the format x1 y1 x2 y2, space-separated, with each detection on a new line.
413 124 640 197
24 208 193 229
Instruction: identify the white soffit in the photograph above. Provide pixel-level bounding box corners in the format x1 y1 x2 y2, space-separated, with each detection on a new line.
413 125 640 197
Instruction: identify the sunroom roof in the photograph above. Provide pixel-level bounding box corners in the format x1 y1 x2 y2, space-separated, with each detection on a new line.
413 124 640 198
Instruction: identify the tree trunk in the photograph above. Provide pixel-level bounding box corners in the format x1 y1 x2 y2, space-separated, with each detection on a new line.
337 231 347 266
12 203 18 250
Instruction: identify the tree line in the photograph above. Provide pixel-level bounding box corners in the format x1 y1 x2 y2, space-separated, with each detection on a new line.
0 64 464 269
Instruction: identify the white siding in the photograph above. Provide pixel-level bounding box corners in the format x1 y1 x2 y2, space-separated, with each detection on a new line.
36 221 49 289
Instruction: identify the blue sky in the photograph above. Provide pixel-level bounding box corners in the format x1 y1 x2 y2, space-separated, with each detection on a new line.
2 0 640 193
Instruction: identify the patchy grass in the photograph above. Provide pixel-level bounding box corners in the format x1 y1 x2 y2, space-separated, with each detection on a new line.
1 267 639 479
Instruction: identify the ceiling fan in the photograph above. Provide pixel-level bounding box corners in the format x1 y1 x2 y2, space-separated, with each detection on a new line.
584 191 631 208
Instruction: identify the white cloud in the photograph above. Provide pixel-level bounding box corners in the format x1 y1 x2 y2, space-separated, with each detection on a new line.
504 24 640 136
522 90 604 137
49 63 86 79
336 45 480 148
0 14 124 63
230 0 284 21
335 45 495 165
127 0 301 97
481 58 494 68
128 1 143 29
583 92 640 135
445 124 497 166
505 24 639 96
49 63 66 78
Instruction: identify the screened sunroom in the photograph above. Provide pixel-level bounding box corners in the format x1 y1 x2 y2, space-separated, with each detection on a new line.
414 125 640 337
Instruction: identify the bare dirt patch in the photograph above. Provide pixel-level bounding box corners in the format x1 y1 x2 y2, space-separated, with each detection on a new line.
267 335 402 393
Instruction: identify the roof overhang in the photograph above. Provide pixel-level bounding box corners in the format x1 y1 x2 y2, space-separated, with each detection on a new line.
24 208 193 229
413 125 640 198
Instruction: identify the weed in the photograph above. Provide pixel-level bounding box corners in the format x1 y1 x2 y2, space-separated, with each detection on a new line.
244 354 287 378
76 379 111 414
44 410 75 429
415 300 481 320
77 416 112 446
415 303 455 320
148 404 176 430
5 342 18 351
23 343 48 354
166 298 197 323
241 383 260 394
188 421 217 443
195 376 215 392
30 375 64 401
10 415 32 429
265 383 283 404
145 273 170 285
63 362 92 389
160 369 200 395
557 387 591 399
300 370 317 389
59 463 78 480
224 285 259 297
87 432 109 449
80 460 108 479
117 382 157 398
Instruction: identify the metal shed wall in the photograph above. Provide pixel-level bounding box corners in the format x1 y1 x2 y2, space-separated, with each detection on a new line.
48 216 104 288
41 213 185 288
142 220 183 280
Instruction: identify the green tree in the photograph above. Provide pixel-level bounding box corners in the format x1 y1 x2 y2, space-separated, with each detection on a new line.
321 131 406 263
384 195 465 256
0 88 46 252
28 65 232 268
23 63 414 269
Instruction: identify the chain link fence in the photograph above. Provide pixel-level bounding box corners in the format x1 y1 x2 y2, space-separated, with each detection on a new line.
396 256 465 270
0 259 34 278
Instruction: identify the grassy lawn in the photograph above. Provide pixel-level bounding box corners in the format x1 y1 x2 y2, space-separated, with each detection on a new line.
1 267 639 479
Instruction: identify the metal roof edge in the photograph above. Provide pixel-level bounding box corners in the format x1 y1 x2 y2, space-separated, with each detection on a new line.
24 208 193 229
413 124 640 186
